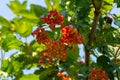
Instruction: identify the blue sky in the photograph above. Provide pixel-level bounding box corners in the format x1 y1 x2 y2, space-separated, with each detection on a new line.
0 0 46 20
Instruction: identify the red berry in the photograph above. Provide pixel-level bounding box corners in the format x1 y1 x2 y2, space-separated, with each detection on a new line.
88 68 109 80
41 10 64 30
60 26 85 45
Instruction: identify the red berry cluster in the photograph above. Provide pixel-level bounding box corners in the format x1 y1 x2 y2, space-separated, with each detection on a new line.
32 27 50 44
39 40 67 65
32 10 85 66
88 68 109 80
60 26 85 46
41 10 64 30
57 72 71 80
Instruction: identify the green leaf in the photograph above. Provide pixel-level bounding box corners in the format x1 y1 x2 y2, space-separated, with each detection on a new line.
1 34 22 51
8 0 40 19
12 61 22 73
114 0 120 7
0 16 10 27
67 45 79 62
45 0 52 10
8 0 27 14
51 0 62 10
2 59 9 70
30 4 48 18
20 74 39 80
114 20 120 27
2 59 13 74
17 10 38 19
30 40 46 52
13 18 34 37
97 55 110 66
100 0 113 14
39 67 54 80
0 27 13 36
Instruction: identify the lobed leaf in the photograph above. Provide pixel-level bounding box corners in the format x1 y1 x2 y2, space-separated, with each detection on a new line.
20 74 39 80
30 4 48 18
1 34 22 51
8 1 27 14
0 16 10 27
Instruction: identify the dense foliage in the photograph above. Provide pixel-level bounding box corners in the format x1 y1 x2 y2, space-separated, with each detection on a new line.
0 0 120 80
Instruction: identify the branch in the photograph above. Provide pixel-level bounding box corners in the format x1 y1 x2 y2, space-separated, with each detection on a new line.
92 0 97 9
85 0 103 67
114 47 120 80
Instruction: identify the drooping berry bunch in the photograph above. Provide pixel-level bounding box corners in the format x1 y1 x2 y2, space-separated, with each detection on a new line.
61 26 85 46
39 40 67 65
32 9 85 66
88 68 109 80
32 27 50 44
57 72 71 80
41 10 64 30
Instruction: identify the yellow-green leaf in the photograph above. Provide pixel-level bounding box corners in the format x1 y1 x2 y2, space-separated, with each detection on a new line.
20 74 39 80
8 1 27 14
1 34 22 51
0 16 10 27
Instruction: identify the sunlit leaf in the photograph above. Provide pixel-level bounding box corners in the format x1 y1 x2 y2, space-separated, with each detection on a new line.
20 74 39 80
2 59 13 74
13 18 35 37
13 61 22 72
45 0 52 10
0 27 13 36
51 0 62 10
8 1 27 14
2 59 9 70
0 16 10 27
30 40 46 52
1 34 22 51
101 0 113 14
17 10 38 19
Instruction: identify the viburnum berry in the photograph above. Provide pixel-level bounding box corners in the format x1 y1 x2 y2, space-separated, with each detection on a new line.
88 68 109 80
57 72 64 77
57 72 71 80
60 26 85 46
41 9 64 30
39 40 67 65
31 27 51 44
